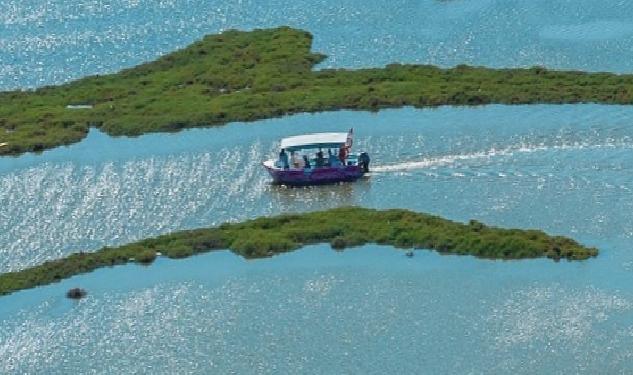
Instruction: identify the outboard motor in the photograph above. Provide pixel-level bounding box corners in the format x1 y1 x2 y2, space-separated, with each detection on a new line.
359 152 370 173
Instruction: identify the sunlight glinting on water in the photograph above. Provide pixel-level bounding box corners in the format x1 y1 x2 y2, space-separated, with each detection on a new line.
2 264 633 373
4 114 633 274
5 0 633 371
0 143 274 272
485 286 633 373
4 0 633 89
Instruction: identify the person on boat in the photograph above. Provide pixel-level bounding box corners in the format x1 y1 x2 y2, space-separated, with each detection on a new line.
278 148 289 169
316 150 325 168
338 147 348 164
303 155 311 169
359 152 371 172
291 151 302 168
329 149 341 167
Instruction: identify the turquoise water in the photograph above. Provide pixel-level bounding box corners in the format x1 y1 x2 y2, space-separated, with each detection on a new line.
4 0 633 372
4 105 633 272
3 0 633 89
3 105 633 372
1 246 631 373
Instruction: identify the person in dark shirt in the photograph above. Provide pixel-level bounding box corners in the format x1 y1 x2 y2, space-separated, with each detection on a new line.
278 148 289 169
303 155 311 169
316 150 325 167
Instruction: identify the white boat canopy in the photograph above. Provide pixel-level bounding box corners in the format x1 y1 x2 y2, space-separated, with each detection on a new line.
280 132 348 151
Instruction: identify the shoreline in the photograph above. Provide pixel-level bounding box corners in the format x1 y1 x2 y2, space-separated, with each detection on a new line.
0 207 598 297
2 26 633 156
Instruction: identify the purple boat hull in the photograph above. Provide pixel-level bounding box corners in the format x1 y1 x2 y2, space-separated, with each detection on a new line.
263 164 365 186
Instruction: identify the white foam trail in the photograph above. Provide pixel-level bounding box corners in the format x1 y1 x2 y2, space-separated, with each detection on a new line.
371 140 633 173
2 136 632 273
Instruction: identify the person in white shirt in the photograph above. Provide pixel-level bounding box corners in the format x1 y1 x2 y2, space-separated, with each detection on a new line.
291 151 304 168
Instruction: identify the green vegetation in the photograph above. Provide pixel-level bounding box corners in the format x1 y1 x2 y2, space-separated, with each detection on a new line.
0 207 597 296
3 27 633 155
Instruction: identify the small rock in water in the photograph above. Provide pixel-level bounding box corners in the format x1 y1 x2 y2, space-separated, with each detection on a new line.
66 288 87 300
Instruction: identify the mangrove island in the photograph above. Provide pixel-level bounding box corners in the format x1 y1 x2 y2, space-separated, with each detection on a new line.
2 27 633 155
0 207 598 296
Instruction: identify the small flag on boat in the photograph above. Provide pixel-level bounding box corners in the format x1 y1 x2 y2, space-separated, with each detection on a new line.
346 128 353 149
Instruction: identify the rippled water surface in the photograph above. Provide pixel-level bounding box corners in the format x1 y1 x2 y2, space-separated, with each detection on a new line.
3 246 633 374
4 0 633 372
3 0 633 89
5 105 633 272
2 104 633 372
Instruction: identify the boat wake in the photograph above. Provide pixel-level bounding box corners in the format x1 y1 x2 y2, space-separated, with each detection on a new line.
371 140 633 173
2 133 633 273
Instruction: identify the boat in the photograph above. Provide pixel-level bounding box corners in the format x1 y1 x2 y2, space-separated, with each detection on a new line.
263 129 370 186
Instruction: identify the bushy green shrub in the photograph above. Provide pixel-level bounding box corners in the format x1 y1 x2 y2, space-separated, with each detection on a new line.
135 249 157 265
3 27 633 155
163 243 195 259
0 207 598 296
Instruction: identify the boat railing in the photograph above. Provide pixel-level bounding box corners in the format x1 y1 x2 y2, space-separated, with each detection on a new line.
275 155 359 170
